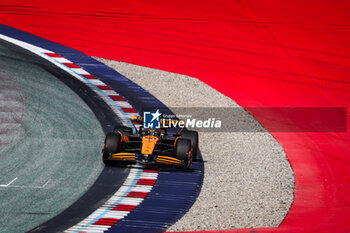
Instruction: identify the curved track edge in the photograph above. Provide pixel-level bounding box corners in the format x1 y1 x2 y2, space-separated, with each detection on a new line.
0 24 204 233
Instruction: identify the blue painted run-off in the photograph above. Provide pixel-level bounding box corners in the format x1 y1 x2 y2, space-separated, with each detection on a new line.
0 24 204 233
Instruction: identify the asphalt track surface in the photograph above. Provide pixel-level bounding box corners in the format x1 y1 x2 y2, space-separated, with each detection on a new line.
0 42 100 232
0 41 129 233
1 1 350 232
0 31 205 233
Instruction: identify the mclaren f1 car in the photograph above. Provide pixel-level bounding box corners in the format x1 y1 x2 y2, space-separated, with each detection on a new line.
102 116 199 168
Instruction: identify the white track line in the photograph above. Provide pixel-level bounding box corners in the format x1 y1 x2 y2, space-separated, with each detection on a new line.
0 177 17 187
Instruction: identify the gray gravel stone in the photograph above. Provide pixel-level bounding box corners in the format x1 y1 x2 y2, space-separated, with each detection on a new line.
94 57 295 231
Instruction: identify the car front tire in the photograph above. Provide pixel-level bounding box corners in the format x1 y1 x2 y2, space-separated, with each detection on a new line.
103 133 121 165
175 138 192 168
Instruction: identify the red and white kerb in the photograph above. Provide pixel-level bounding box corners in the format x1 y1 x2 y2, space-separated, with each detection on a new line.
65 169 158 233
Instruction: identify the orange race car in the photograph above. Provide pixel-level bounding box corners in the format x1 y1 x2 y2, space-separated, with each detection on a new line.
102 116 199 168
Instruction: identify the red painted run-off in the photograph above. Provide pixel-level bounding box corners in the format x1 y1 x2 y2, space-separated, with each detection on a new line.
1 1 350 232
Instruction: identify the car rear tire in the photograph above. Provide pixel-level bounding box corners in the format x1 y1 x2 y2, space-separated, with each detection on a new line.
181 130 199 160
175 139 192 168
103 133 121 165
